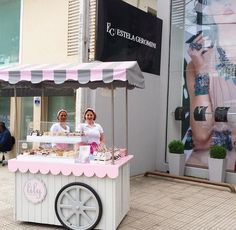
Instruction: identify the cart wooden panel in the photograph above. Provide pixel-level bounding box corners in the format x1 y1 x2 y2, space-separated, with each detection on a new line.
10 156 133 230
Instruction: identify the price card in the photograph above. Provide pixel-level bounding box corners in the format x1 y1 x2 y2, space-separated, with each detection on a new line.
75 145 90 163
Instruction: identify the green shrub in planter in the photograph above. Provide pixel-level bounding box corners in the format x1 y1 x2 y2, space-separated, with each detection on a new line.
209 145 227 159
168 140 184 154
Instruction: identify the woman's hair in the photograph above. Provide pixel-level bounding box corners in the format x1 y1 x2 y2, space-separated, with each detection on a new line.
57 109 68 120
84 108 97 120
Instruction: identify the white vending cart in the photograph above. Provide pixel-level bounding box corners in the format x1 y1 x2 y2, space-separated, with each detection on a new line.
8 151 133 229
0 61 145 230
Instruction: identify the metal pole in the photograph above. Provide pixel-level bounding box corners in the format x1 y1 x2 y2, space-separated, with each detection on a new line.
126 86 128 152
111 84 115 164
14 86 18 141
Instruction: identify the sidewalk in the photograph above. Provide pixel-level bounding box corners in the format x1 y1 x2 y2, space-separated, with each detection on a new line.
1 165 236 230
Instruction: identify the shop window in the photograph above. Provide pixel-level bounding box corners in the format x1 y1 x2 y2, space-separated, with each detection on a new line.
166 0 190 162
168 0 236 171
20 97 33 140
0 0 20 64
67 0 80 56
0 97 10 128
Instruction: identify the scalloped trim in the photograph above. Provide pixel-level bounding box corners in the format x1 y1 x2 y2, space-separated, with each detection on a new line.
8 155 133 179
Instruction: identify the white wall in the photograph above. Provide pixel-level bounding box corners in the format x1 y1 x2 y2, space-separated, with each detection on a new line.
94 73 160 176
155 0 171 172
21 0 79 64
84 0 171 176
128 73 161 175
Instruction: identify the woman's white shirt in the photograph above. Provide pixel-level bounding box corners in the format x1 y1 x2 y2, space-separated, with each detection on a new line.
79 123 103 144
49 123 70 149
50 123 70 133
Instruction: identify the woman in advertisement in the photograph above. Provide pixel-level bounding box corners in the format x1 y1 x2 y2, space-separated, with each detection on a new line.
185 0 236 170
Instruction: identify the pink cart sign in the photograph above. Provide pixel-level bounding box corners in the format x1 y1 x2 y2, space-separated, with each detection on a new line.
24 178 47 203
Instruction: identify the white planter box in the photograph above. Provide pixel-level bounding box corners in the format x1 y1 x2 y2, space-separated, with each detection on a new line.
168 153 186 176
208 157 227 182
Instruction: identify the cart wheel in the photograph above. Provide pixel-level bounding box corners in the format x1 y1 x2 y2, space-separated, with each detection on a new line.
55 182 102 230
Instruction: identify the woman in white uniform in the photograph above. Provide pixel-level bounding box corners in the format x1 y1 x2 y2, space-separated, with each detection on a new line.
79 108 105 147
50 109 70 150
50 109 70 133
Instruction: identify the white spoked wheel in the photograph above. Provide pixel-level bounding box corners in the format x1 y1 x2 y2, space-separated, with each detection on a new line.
55 182 102 230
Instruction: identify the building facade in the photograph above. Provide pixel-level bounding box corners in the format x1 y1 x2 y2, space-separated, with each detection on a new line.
4 0 236 183
0 0 159 176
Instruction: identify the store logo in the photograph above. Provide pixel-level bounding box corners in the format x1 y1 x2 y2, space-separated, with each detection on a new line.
106 22 157 49
24 178 47 203
107 22 116 36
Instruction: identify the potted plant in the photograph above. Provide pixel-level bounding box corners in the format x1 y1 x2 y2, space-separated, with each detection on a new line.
208 145 227 182
168 140 185 176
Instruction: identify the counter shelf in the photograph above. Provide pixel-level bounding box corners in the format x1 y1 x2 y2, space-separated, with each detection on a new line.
17 136 84 159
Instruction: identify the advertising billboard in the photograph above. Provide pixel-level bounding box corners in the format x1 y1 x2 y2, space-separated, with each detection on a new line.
181 0 236 171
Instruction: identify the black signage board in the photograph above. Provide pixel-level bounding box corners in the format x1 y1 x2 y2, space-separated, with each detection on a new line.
95 0 163 75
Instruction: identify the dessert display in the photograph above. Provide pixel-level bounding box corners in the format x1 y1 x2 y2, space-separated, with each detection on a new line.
19 145 77 158
30 130 85 137
18 129 127 163
27 130 87 144
30 130 43 136
93 151 112 161
89 144 126 164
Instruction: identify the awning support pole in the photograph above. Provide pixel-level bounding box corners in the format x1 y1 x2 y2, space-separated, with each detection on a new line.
14 86 18 141
126 86 128 152
111 84 115 165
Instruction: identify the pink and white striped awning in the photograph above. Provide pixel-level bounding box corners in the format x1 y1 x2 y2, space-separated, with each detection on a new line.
0 61 144 88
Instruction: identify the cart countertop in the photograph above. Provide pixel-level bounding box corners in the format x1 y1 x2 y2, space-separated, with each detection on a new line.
8 155 133 178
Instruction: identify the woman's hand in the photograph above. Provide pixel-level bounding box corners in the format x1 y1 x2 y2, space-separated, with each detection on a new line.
97 143 107 152
187 34 213 73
